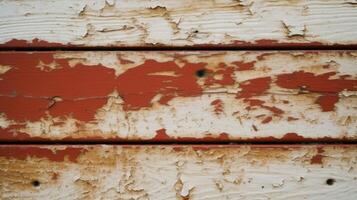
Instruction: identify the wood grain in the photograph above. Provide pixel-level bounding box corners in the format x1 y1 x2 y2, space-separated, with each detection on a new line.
0 51 356 142
1 0 357 48
1 145 356 200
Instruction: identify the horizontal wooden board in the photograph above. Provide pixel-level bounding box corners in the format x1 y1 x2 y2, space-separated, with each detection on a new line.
0 145 356 199
1 0 357 48
0 51 356 142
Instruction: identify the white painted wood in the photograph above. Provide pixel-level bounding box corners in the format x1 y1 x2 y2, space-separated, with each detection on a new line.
0 0 357 47
0 145 356 199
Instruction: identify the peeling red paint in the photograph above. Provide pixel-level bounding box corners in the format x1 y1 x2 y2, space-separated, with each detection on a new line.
153 128 171 140
244 99 284 116
0 53 116 122
232 61 255 71
280 133 306 141
0 38 67 48
152 129 230 142
1 126 353 142
237 77 271 98
0 146 86 162
0 53 215 122
204 63 235 86
315 95 339 111
276 71 357 111
211 99 223 115
311 147 325 164
116 59 205 110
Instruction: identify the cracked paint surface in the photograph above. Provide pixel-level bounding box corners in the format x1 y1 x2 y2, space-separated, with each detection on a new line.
0 51 356 141
0 0 357 47
0 145 356 200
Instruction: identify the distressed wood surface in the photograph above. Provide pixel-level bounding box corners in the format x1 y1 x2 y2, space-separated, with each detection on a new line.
0 51 356 142
1 0 357 48
0 145 356 200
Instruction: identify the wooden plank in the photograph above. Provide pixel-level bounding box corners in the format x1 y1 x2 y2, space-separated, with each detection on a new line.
0 51 356 142
1 0 357 48
0 145 356 199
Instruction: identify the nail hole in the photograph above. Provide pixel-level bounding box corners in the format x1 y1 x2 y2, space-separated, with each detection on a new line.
195 69 206 78
31 180 40 187
193 30 199 33
326 178 335 185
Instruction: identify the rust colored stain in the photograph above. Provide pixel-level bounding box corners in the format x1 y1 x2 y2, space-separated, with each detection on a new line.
232 61 256 71
311 147 325 164
276 71 357 111
261 116 272 124
237 77 271 98
0 146 86 162
0 38 67 48
287 116 299 121
211 99 223 115
233 39 324 48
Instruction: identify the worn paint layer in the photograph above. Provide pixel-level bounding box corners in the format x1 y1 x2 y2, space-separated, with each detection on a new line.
0 0 357 47
0 145 356 200
0 51 356 141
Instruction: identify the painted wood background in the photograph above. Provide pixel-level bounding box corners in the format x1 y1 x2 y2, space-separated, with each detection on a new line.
1 0 357 199
1 145 357 200
0 0 357 48
0 51 356 142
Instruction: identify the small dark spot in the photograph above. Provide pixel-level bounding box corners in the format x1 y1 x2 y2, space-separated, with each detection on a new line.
193 30 199 33
261 186 264 189
195 69 206 78
326 178 335 185
31 180 40 187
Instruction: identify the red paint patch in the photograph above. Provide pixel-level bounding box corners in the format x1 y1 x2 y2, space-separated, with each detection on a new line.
281 133 305 141
315 95 339 112
311 147 325 164
204 63 235 86
211 99 223 115
237 77 271 98
276 71 357 111
0 53 215 123
153 128 171 140
0 53 116 122
232 61 255 71
0 146 86 162
244 99 284 116
116 59 205 110
152 129 230 142
0 38 67 48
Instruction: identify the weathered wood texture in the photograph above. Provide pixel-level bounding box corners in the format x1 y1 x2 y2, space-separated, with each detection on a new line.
0 51 356 142
1 0 357 48
0 145 356 199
